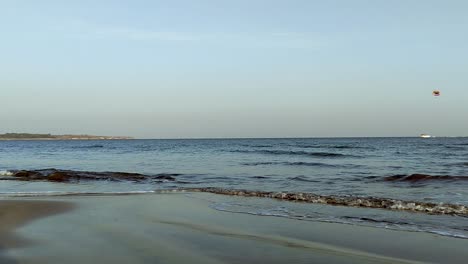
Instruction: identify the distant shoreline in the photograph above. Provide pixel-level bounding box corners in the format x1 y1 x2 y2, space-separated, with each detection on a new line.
0 133 133 140
0 138 133 141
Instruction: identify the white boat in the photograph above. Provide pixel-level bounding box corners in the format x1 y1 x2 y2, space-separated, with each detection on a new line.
420 134 432 138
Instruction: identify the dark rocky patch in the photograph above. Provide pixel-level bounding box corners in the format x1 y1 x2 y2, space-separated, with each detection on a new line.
47 171 70 182
6 169 182 183
11 170 44 181
154 173 180 181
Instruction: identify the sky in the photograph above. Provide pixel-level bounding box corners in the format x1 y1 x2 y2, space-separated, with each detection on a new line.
1 0 468 138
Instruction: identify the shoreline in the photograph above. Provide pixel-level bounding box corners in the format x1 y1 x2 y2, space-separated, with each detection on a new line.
2 193 467 263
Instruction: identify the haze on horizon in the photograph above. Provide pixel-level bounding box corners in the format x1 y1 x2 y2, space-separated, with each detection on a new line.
2 0 467 139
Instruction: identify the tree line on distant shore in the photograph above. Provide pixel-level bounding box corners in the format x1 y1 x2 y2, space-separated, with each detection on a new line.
0 133 54 139
0 133 132 140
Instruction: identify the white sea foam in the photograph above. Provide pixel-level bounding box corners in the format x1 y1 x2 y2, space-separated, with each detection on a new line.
429 230 468 239
0 170 13 176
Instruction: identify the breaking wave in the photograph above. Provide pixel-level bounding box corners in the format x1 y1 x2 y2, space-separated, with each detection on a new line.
2 186 466 216
179 187 468 216
0 170 13 176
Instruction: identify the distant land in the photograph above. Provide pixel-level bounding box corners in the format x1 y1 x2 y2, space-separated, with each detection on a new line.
0 133 133 140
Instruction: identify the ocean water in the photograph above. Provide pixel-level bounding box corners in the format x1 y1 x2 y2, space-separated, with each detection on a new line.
1 137 467 238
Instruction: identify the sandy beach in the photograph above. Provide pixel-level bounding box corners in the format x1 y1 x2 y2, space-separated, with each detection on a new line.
0 200 74 264
0 193 466 264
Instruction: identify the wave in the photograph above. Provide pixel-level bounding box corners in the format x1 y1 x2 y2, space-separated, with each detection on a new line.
444 146 466 150
1 169 183 183
0 170 13 176
239 144 273 148
384 174 468 182
212 204 468 239
180 187 468 216
242 161 364 169
72 144 105 149
211 201 468 239
280 144 373 150
1 186 467 216
250 175 270 179
340 216 409 224
288 176 321 182
230 149 353 158
242 161 339 167
325 145 370 149
153 173 182 181
441 162 468 167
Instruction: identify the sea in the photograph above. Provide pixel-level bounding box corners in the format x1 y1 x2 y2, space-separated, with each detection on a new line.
1 137 467 239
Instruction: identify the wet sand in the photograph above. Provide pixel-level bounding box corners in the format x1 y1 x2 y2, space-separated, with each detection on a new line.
2 193 467 263
0 200 74 263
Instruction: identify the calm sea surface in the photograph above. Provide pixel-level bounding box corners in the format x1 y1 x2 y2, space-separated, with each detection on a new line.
1 138 467 238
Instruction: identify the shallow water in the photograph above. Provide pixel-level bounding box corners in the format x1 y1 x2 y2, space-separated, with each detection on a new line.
9 193 468 264
1 137 467 238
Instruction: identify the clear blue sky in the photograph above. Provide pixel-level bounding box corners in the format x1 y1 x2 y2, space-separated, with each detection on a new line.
1 0 467 138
